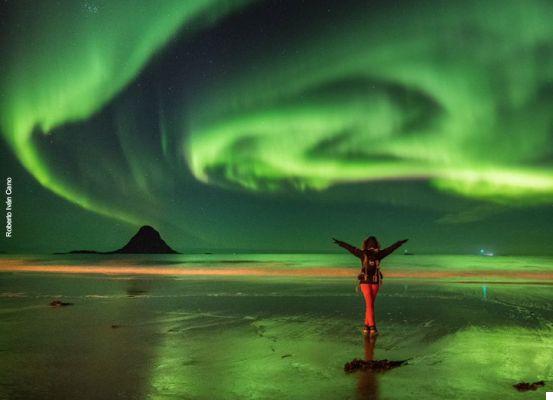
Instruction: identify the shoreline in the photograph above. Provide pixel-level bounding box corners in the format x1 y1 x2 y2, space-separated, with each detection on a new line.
1 262 553 283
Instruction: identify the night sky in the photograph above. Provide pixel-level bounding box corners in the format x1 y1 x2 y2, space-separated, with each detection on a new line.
1 0 552 254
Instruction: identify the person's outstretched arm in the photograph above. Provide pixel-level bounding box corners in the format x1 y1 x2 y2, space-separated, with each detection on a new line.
332 238 362 258
378 239 408 259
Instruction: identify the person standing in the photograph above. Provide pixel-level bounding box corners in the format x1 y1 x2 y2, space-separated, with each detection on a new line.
333 236 408 336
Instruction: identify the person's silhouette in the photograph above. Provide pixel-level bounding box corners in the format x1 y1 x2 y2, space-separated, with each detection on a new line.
333 236 408 335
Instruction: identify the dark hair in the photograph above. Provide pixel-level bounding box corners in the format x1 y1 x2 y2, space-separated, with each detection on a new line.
362 236 380 251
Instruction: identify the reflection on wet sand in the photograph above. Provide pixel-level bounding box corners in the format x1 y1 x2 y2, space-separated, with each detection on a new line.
356 335 379 399
126 278 152 297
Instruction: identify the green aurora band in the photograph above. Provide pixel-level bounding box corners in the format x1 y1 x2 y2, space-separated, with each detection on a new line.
1 0 553 229
186 0 553 203
0 0 248 222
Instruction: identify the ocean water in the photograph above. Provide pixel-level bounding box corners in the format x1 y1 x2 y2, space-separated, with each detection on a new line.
0 254 552 399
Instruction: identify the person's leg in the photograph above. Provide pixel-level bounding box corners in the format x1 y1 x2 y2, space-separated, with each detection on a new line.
360 284 376 327
370 284 380 305
369 284 380 327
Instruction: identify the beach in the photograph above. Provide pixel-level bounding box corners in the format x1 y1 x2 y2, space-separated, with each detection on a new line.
1 254 552 399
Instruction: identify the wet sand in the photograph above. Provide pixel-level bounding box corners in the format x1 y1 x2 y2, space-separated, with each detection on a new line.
1 254 552 399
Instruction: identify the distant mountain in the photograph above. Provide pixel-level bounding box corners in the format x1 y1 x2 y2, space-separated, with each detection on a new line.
58 226 179 254
113 225 178 254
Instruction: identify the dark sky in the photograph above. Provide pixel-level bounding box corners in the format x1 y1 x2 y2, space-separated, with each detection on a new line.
1 0 552 254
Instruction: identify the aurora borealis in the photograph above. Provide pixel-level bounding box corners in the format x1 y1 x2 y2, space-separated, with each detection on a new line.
1 0 553 253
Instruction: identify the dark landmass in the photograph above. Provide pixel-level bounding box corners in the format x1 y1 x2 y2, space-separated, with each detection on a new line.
513 381 545 392
62 249 101 254
50 300 74 307
344 358 408 373
113 225 177 254
57 225 179 254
